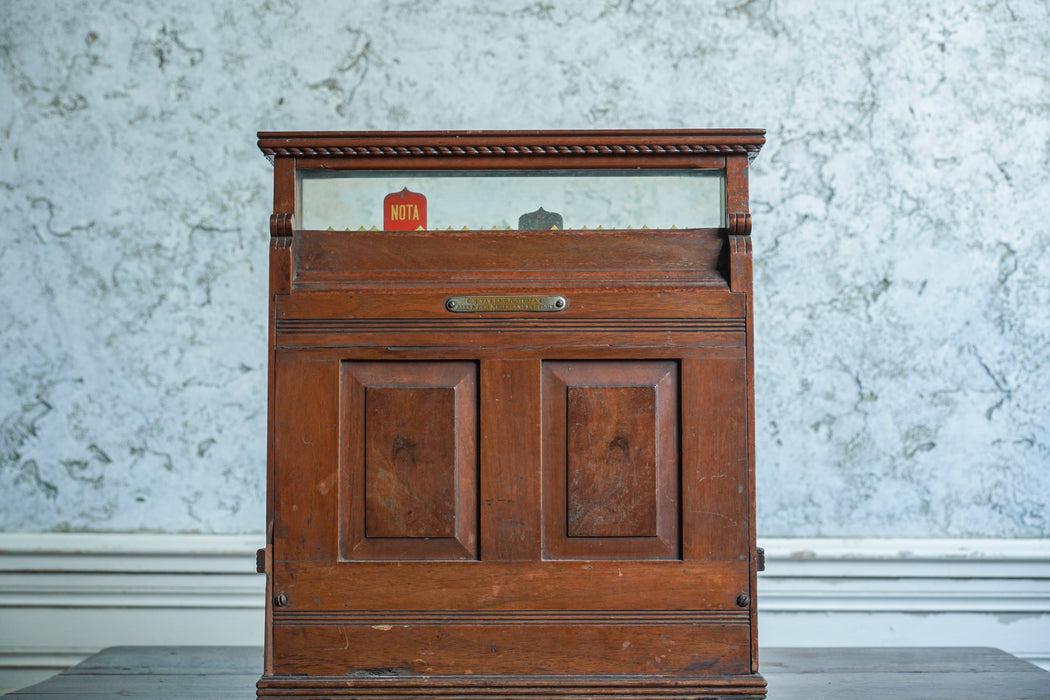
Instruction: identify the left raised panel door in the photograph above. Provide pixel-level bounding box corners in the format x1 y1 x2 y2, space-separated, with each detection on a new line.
340 361 478 561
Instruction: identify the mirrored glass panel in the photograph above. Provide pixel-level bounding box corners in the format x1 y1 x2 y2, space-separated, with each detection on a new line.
299 170 724 231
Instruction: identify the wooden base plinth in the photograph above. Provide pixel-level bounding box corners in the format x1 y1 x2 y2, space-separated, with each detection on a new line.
257 673 768 698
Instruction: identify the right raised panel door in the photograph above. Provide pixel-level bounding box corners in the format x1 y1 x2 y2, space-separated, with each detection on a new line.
542 360 680 560
542 357 751 564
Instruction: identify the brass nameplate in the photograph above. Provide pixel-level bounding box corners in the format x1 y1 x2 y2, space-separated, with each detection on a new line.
445 295 567 313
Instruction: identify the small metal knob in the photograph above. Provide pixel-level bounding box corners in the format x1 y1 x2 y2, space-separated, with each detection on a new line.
274 593 288 608
735 594 750 608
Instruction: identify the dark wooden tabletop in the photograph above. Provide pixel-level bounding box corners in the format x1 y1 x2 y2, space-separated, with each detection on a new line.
4 646 1049 699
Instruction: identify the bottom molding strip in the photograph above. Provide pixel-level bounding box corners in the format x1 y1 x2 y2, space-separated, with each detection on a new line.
257 673 768 698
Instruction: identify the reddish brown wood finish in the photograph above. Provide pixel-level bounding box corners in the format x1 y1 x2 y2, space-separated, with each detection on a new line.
294 229 727 289
479 359 543 561
274 560 749 611
271 622 753 677
542 361 679 559
259 130 765 698
566 385 660 537
340 361 477 560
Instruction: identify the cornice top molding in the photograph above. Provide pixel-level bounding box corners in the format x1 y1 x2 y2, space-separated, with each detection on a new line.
257 129 765 164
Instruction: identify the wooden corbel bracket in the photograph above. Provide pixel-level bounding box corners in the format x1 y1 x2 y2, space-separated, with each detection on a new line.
269 212 293 294
270 212 294 244
727 211 752 236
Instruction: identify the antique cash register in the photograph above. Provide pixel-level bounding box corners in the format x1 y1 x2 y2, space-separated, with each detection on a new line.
256 129 766 698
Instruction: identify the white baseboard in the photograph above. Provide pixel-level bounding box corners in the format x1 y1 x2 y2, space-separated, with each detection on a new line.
0 534 1047 692
760 537 1050 612
0 533 265 693
757 538 1050 671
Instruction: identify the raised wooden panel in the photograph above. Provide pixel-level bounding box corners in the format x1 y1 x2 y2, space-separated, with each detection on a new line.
542 361 679 560
340 361 478 560
567 385 658 537
364 386 457 538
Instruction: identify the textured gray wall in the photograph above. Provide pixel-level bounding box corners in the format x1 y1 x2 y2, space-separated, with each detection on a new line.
1 1 1047 535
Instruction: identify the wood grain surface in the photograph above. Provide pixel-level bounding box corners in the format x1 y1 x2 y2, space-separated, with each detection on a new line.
8 647 1048 699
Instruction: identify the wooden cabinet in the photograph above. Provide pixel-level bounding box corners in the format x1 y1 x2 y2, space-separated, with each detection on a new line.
256 130 766 698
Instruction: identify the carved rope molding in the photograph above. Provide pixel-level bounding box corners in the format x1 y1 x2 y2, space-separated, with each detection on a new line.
258 130 766 163
259 143 763 159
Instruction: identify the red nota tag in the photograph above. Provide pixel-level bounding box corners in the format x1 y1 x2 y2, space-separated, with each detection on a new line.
383 188 427 230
